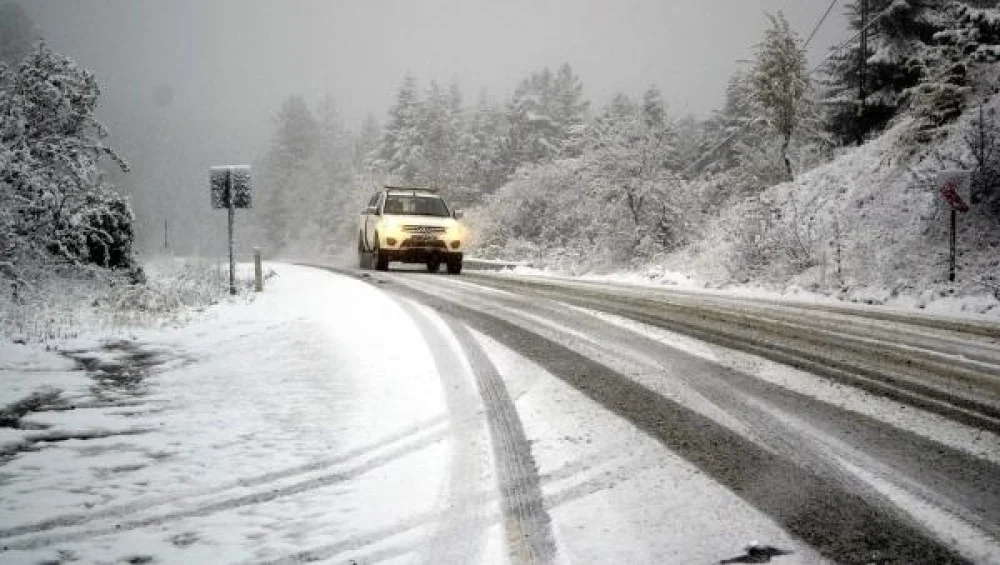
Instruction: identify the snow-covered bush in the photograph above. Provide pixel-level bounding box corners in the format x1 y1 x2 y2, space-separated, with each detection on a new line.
719 195 819 284
0 43 136 291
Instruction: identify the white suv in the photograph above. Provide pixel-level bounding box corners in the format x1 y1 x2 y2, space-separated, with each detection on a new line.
358 187 466 274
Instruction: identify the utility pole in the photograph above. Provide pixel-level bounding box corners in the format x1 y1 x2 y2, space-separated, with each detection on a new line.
857 0 869 146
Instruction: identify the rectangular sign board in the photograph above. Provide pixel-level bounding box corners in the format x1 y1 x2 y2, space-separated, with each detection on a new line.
211 165 253 209
938 170 971 212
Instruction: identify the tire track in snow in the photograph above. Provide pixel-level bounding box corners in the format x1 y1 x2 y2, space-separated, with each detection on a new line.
0 422 449 552
390 292 557 564
389 297 493 565
254 451 637 564
448 319 558 565
379 279 971 565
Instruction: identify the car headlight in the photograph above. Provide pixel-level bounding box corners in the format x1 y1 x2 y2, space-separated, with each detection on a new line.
382 221 403 238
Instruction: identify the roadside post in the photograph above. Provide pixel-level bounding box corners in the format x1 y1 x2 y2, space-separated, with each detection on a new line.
253 247 263 292
211 165 253 295
937 170 971 283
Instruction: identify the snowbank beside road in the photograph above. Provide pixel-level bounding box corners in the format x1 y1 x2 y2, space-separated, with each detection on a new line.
0 264 458 564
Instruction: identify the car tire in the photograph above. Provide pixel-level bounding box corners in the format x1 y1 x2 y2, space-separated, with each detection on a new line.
358 233 369 270
426 260 441 273
374 234 389 271
446 259 462 275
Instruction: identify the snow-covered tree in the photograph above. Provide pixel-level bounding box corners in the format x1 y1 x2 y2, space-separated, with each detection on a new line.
375 74 423 182
821 0 940 144
747 12 811 180
504 63 589 164
905 2 1000 139
552 62 590 156
965 102 1000 212
353 114 380 177
259 95 320 249
463 89 509 193
0 43 134 282
417 80 463 189
272 95 319 167
642 85 666 130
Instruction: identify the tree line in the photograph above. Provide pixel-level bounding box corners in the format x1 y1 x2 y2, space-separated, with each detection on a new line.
254 2 1000 266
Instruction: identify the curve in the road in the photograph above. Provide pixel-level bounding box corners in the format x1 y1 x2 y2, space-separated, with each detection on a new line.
462 274 1000 434
378 277 972 565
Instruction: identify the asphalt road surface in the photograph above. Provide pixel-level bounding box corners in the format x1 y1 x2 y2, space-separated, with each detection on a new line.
326 262 1000 565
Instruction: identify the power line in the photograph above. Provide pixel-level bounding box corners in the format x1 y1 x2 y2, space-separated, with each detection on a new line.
808 0 897 76
682 1 896 177
805 0 841 48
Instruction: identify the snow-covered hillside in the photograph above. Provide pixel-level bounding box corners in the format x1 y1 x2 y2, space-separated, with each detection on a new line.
666 97 1000 315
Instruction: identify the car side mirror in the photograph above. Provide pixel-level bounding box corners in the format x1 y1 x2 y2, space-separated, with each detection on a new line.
365 205 379 216
453 209 464 220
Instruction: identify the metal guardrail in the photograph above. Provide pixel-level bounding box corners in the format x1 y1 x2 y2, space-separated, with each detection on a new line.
463 258 528 272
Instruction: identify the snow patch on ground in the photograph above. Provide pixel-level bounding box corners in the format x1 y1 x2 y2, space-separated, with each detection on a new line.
0 264 462 564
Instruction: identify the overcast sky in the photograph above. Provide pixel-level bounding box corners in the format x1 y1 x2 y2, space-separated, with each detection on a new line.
21 0 847 251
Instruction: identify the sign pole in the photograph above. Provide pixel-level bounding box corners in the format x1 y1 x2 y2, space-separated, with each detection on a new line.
227 169 236 295
949 209 957 283
938 170 970 284
211 164 252 295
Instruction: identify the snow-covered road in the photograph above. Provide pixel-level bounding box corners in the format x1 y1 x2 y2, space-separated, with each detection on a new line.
1 263 999 564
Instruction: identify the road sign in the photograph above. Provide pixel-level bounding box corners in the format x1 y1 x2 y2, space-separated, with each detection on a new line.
938 170 970 213
211 165 253 209
210 165 253 295
936 170 970 283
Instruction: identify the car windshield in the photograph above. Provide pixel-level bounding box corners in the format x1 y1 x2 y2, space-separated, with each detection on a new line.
384 194 451 217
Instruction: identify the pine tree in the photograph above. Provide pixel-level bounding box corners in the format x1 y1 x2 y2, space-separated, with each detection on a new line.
376 73 423 182
747 12 811 180
821 0 940 143
316 94 352 183
273 96 319 166
505 63 589 164
354 113 380 170
552 62 589 156
642 85 666 130
418 80 458 188
260 95 320 249
465 89 509 192
507 67 557 163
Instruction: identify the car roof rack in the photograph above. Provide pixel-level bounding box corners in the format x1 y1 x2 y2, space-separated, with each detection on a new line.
384 185 438 193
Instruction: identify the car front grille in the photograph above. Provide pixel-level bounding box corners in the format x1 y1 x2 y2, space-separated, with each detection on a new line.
402 225 446 234
401 239 447 249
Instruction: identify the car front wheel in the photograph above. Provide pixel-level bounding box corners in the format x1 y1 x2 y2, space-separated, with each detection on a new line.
374 234 389 271
358 233 370 269
446 258 462 275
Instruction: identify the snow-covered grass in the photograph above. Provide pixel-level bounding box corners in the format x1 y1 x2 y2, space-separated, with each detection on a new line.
0 256 264 343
